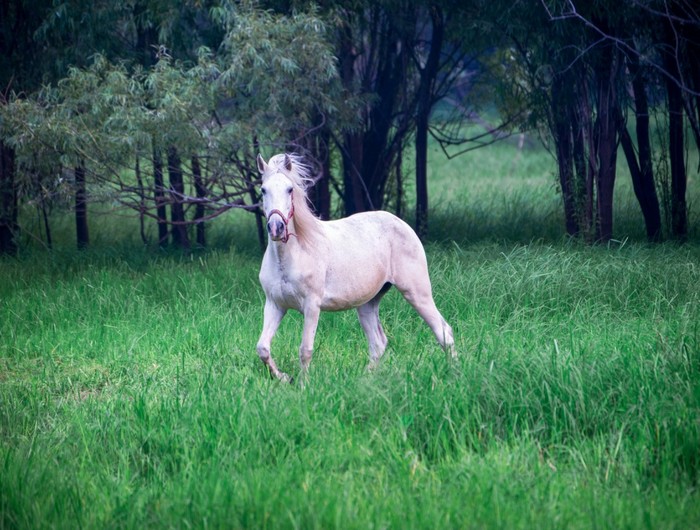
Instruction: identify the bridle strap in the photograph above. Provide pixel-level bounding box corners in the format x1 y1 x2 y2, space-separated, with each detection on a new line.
266 196 295 243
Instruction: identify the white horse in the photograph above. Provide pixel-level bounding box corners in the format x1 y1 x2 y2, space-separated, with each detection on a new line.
255 153 455 381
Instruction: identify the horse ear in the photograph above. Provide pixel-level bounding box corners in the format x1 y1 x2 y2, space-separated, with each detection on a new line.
284 154 293 172
256 154 268 174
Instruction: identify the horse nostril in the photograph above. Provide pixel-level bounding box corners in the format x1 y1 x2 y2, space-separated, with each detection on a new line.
267 219 285 238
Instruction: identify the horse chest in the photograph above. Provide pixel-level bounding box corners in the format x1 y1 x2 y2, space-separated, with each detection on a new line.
260 254 318 310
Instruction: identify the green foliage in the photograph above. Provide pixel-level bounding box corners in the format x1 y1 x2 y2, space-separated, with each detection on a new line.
1 0 698 252
211 2 353 151
215 3 340 114
1 1 356 248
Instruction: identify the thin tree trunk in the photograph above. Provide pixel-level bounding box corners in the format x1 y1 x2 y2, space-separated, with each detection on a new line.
338 22 366 216
415 6 444 239
41 201 52 249
574 80 596 240
251 137 266 251
594 53 618 243
551 76 580 237
167 146 190 249
0 141 18 254
571 109 588 236
618 125 659 242
674 0 700 166
192 154 206 248
555 118 579 237
342 133 367 215
395 138 403 219
415 110 430 238
134 1 157 68
662 16 688 240
75 162 89 249
153 144 168 247
316 139 331 220
667 79 687 240
617 61 662 241
305 120 331 220
135 157 147 245
567 76 596 240
249 183 265 252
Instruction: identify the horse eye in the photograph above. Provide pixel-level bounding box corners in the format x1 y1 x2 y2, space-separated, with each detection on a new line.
286 187 293 195
261 188 267 195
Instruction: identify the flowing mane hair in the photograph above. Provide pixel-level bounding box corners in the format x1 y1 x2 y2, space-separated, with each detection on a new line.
265 153 323 246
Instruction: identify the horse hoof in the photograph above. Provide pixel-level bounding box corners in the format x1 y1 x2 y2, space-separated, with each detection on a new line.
366 361 380 372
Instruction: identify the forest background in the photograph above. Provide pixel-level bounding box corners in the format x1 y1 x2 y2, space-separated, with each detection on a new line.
2 0 699 251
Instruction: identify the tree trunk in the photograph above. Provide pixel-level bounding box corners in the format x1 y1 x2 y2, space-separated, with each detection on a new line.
415 110 429 238
41 201 52 250
571 77 596 240
135 157 147 245
249 184 266 252
618 58 662 242
667 77 687 240
549 52 587 239
153 145 168 247
338 5 414 215
555 118 579 237
134 2 158 69
308 128 331 220
0 141 18 254
415 6 444 239
360 15 409 213
167 146 190 249
338 21 367 216
74 162 89 249
550 66 584 237
673 0 700 164
594 49 618 243
251 138 266 251
192 155 206 248
395 138 404 218
660 22 688 241
342 132 368 215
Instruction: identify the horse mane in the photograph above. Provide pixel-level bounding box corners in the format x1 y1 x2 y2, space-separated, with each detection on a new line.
266 153 314 189
265 153 323 247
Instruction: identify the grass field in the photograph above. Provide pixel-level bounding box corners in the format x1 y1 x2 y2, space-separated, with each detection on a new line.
1 136 700 528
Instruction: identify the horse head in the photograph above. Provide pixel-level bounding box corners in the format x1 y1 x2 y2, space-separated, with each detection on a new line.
257 154 296 243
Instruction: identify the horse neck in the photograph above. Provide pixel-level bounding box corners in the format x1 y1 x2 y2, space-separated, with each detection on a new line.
265 198 323 259
266 235 300 262
289 192 323 248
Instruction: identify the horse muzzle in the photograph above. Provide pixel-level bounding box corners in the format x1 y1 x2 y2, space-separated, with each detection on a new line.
267 217 287 241
266 204 294 243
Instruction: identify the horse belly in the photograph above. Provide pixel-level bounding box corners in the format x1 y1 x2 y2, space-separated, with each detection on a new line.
320 253 389 311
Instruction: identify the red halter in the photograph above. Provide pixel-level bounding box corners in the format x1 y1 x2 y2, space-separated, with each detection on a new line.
266 195 296 243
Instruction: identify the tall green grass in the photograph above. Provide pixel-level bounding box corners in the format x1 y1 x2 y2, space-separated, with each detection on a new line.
2 244 699 528
426 132 699 244
2 138 700 528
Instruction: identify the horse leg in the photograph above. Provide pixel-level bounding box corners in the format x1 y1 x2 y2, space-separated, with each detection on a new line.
256 299 291 382
396 282 456 358
299 304 321 374
357 293 388 369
